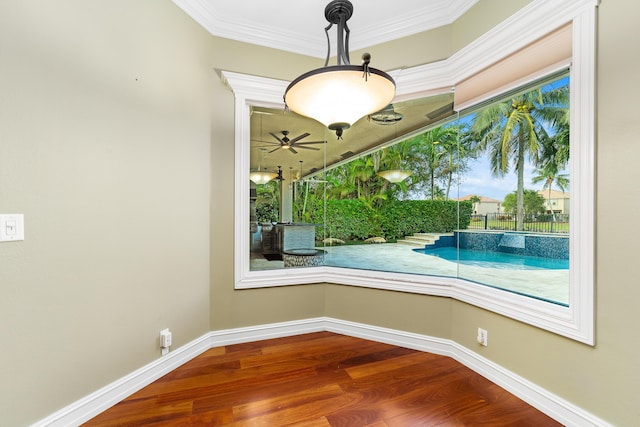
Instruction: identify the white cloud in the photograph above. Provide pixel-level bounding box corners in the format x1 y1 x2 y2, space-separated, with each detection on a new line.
457 157 538 200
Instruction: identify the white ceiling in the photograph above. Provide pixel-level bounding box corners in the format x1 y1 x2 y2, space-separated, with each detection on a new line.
172 0 479 57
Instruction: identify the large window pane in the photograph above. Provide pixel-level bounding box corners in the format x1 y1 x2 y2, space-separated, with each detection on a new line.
249 108 327 271
453 76 570 305
248 94 457 272
317 76 570 305
249 76 570 307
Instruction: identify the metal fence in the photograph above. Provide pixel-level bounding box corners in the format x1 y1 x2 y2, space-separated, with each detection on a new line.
467 213 569 234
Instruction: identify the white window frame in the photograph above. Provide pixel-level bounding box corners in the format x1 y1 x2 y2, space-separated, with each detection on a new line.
224 0 597 345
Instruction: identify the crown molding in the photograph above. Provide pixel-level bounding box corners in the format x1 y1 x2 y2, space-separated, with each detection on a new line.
173 0 478 58
346 0 478 52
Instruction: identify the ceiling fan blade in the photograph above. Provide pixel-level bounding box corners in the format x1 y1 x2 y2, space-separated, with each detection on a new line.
289 147 298 154
296 146 320 151
268 147 281 153
294 140 326 145
269 132 285 144
252 139 281 145
288 132 310 144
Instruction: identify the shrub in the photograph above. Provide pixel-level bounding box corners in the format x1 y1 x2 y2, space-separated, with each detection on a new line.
379 200 472 240
308 199 376 241
256 203 278 223
309 198 472 241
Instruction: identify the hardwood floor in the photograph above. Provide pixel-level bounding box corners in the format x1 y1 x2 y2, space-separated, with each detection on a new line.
83 332 561 426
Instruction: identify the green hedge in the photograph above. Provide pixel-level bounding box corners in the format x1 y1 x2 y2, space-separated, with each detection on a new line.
309 198 472 241
309 199 376 241
379 200 472 240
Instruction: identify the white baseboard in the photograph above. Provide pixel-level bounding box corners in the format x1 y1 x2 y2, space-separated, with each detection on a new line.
32 317 610 427
31 333 212 427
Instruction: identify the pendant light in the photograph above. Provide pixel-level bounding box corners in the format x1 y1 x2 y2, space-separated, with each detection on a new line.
284 0 396 139
249 148 278 184
376 111 411 183
378 169 412 183
249 171 278 185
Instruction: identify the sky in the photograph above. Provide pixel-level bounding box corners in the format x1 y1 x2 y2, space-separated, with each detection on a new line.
457 157 536 201
456 155 571 201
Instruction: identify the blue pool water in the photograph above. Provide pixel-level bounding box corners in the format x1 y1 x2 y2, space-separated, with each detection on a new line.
413 247 569 270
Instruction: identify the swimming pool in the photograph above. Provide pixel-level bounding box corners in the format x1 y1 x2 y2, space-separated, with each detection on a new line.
413 246 569 270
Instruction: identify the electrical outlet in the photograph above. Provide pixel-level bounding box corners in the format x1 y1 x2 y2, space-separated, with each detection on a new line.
477 328 488 346
160 328 172 355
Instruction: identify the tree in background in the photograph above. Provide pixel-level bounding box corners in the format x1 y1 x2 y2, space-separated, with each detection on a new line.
532 163 569 216
255 180 279 223
403 126 458 200
437 124 473 200
469 195 481 214
533 101 570 217
502 189 545 217
321 121 473 206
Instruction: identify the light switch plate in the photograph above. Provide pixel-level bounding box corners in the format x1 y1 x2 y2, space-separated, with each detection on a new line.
0 214 25 242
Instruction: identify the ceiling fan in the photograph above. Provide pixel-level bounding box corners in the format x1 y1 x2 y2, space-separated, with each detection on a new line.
264 130 326 154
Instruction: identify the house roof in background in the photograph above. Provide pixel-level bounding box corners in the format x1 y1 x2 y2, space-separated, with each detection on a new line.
456 194 503 203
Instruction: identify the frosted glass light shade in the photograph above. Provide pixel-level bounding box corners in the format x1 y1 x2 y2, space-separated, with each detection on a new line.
378 169 412 183
249 171 278 185
284 65 395 131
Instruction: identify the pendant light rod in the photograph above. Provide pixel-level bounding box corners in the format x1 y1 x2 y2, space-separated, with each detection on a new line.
324 0 352 66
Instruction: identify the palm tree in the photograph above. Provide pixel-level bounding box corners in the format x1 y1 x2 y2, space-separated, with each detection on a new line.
438 124 472 200
405 126 458 200
325 155 389 207
325 167 356 199
471 82 569 230
532 162 569 217
534 84 571 219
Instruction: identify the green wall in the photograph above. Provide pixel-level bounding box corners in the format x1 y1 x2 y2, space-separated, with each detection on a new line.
2 0 639 426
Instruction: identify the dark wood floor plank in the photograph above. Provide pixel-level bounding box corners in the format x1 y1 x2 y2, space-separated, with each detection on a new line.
82 332 562 427
345 350 439 379
363 421 390 427
231 383 344 421
233 391 360 426
130 360 318 401
334 361 551 426
84 400 195 427
131 408 233 427
285 417 333 427
192 365 351 415
241 334 394 370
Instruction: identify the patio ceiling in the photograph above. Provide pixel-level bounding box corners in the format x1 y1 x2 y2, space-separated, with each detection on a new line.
250 93 456 179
